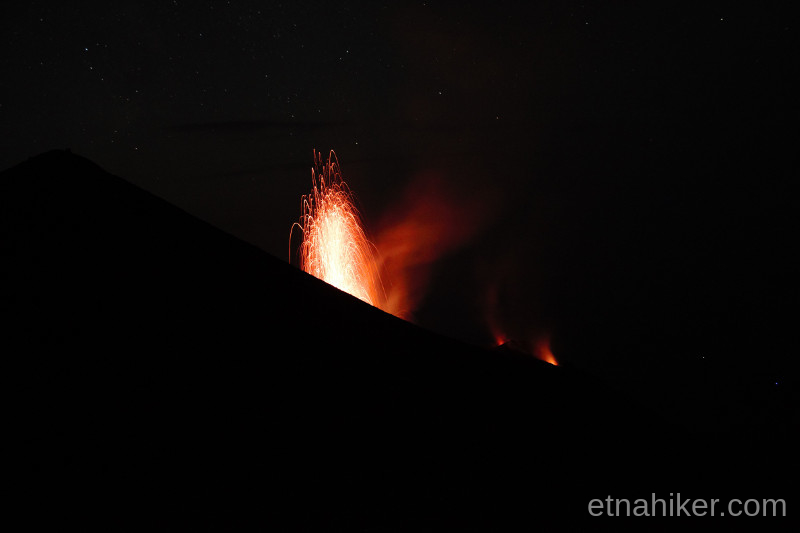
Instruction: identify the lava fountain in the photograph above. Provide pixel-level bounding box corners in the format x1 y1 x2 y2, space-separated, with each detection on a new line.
292 150 385 308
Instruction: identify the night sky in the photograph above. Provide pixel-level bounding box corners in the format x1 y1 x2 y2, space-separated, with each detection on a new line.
2 2 796 380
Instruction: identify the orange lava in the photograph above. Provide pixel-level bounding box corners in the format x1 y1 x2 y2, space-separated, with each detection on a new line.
293 150 384 307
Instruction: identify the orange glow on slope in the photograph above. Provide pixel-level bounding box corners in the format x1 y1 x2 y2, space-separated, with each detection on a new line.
486 284 509 346
293 150 384 307
493 332 510 347
534 336 558 366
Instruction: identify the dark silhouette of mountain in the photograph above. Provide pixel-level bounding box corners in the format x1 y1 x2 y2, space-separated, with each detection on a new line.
4 151 794 530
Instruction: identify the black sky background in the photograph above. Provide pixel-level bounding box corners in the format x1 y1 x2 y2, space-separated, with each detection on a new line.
2 2 796 385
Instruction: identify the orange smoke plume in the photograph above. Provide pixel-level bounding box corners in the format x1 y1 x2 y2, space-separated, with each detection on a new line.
375 171 496 320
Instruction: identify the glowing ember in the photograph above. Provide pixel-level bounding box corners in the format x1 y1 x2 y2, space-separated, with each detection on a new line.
293 150 384 307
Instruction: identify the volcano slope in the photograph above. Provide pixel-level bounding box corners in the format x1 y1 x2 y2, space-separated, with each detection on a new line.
4 151 792 530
